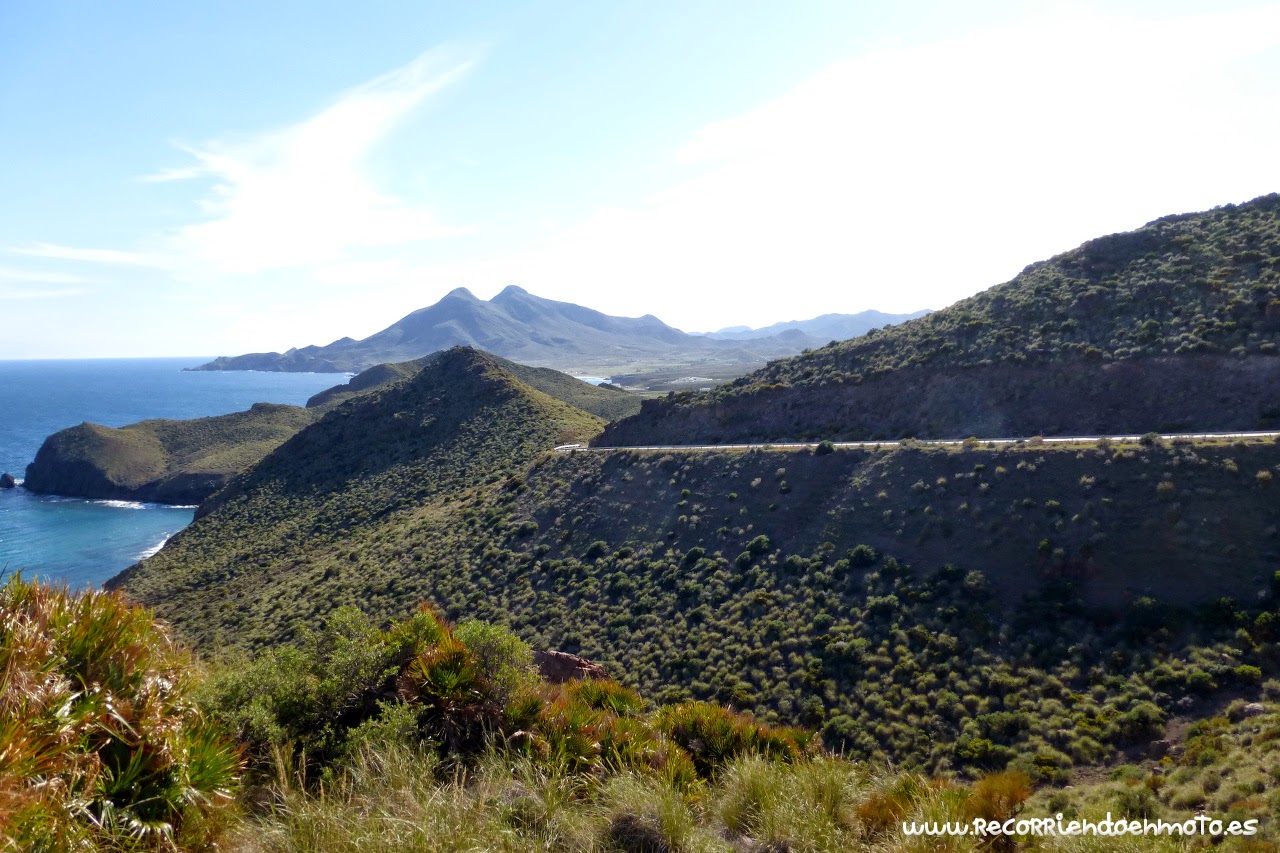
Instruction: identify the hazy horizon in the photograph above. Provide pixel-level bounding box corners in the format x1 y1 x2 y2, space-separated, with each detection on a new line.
4 1 1280 358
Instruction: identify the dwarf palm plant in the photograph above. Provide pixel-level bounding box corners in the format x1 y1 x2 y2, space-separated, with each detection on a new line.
0 575 240 850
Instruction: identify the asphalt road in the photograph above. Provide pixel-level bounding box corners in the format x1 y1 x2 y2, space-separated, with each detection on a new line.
553 430 1280 453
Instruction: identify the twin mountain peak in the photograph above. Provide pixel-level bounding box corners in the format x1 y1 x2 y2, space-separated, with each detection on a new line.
190 286 927 376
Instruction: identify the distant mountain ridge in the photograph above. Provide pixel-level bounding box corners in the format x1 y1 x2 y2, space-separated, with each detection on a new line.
700 309 930 342
190 286 920 376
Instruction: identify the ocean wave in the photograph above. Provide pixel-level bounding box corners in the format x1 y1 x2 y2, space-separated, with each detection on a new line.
136 535 171 560
92 500 147 510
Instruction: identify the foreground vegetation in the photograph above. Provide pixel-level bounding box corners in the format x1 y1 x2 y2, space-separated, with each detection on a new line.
12 577 1280 851
0 575 239 851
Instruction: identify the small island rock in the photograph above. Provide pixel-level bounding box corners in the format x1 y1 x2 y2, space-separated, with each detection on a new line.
0 472 16 489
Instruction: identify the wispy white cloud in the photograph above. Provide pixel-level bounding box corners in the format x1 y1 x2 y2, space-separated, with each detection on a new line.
137 156 208 184
0 266 91 300
9 244 163 267
152 47 477 273
0 286 87 300
410 5 1280 330
0 265 92 284
12 47 475 282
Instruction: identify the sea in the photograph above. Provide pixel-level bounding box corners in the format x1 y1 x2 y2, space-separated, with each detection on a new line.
0 359 340 589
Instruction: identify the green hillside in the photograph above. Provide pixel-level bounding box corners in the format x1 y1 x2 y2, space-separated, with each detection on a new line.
600 194 1280 445
310 351 642 421
111 346 604 646
111 374 1280 774
22 403 317 504
22 353 634 505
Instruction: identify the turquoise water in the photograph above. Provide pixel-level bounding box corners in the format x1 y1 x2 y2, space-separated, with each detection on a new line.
0 359 340 588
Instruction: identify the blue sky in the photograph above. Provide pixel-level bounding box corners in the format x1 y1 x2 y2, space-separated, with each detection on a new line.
3 1 1280 358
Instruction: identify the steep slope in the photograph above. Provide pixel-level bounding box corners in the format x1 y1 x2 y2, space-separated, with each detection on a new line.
110 347 604 647
191 286 809 375
600 194 1280 445
109 417 1280 770
22 403 317 504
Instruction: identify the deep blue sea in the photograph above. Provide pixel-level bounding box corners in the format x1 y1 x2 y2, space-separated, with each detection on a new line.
0 359 340 589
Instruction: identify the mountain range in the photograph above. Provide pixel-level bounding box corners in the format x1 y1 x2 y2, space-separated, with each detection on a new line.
699 309 931 342
190 285 926 376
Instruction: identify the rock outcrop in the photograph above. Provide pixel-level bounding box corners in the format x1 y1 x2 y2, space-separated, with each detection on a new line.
533 650 610 683
0 472 16 489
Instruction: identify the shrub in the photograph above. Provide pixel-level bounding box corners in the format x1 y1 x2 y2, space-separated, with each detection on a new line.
200 605 439 771
855 773 938 838
454 619 537 705
0 576 241 850
848 544 878 568
964 769 1032 824
398 631 499 756
1234 664 1263 684
656 702 813 778
1114 784 1159 819
566 679 645 717
1112 702 1166 744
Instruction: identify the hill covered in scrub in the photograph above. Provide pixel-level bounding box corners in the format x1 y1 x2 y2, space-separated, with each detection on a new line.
24 352 637 504
306 350 641 421
22 402 317 504
600 194 1280 445
110 347 604 640
113 350 1280 776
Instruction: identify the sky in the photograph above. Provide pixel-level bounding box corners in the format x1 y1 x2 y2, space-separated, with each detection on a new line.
3 1 1280 358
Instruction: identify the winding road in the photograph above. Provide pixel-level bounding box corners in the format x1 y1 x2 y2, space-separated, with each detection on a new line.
554 430 1280 453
